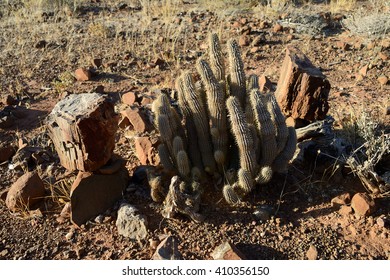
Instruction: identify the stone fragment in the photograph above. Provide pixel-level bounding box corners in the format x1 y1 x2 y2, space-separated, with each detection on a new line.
116 204 148 240
5 172 46 212
275 46 330 122
273 23 283 32
336 41 350 51
351 193 376 217
306 244 318 260
134 137 152 165
378 75 388 85
339 205 353 216
70 164 128 226
238 35 250 46
211 241 246 260
75 68 91 81
122 92 138 106
152 236 182 260
56 202 71 224
120 107 147 133
0 144 16 163
376 216 389 228
331 193 351 208
46 93 118 172
359 65 368 76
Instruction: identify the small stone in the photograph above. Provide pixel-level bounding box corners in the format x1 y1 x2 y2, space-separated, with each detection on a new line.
376 216 389 228
0 144 16 163
65 230 74 240
273 23 283 32
238 35 250 47
351 193 376 217
56 202 71 224
134 137 152 165
378 75 388 85
211 241 246 260
359 65 369 76
152 236 182 260
116 204 148 240
120 108 147 133
331 193 351 207
6 172 45 212
259 75 273 92
306 245 318 260
74 68 91 81
336 41 350 51
0 249 8 257
378 52 389 61
149 239 159 250
339 205 353 216
122 92 138 106
140 96 154 106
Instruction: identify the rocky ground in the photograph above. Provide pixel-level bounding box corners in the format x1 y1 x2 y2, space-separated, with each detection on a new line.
0 0 389 260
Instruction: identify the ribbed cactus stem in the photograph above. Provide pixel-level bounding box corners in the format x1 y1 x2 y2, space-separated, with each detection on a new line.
223 184 240 205
255 166 273 184
272 126 297 173
267 94 289 154
182 71 216 174
158 143 175 173
209 33 225 84
173 136 185 157
226 96 257 176
228 38 246 108
237 168 254 194
157 114 173 144
249 89 278 167
176 150 191 178
247 74 259 91
197 58 228 167
176 76 204 173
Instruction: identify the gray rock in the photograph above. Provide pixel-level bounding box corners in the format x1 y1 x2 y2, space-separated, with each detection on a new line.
116 204 148 240
152 236 182 260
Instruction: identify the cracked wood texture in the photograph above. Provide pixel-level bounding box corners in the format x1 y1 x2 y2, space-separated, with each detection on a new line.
46 93 118 172
275 46 330 123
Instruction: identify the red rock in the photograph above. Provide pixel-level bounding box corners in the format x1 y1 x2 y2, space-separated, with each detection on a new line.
211 241 246 260
306 244 318 260
250 47 259 53
259 75 273 92
331 193 351 207
336 41 350 51
75 68 91 81
351 193 376 217
5 172 45 212
232 21 241 28
134 137 152 165
70 164 129 226
378 75 388 85
273 23 283 32
359 65 369 76
378 52 389 61
122 92 138 106
0 144 16 163
140 96 154 106
339 205 353 216
120 107 147 133
240 18 247 25
238 35 250 47
275 46 331 122
367 41 375 50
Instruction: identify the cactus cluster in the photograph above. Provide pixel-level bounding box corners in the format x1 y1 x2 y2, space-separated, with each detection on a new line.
152 33 297 212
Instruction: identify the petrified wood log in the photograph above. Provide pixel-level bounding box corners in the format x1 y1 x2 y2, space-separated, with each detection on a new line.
275 47 330 124
46 93 118 172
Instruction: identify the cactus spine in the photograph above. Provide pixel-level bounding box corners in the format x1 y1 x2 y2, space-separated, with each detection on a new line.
228 38 246 109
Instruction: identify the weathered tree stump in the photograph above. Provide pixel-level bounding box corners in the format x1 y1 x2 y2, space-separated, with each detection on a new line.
275 46 331 125
46 93 118 172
